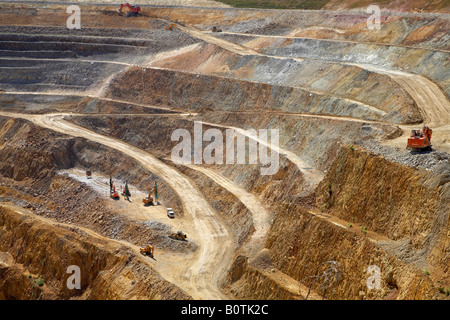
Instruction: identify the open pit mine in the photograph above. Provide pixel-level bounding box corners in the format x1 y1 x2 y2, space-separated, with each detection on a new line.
0 0 449 303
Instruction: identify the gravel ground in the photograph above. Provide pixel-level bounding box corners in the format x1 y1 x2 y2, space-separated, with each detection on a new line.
356 139 450 172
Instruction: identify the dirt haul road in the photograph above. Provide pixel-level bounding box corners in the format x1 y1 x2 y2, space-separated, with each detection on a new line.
193 30 450 151
0 111 234 300
0 109 295 299
200 120 324 191
185 164 270 257
355 64 450 152
176 25 304 62
0 56 383 117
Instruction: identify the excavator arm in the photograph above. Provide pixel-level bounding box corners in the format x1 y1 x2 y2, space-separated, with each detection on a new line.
142 187 155 206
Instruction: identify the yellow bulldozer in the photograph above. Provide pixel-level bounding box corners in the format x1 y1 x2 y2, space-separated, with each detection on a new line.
169 231 187 241
140 244 154 258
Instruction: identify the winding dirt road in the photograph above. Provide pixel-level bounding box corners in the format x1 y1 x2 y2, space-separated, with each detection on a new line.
356 64 450 152
200 120 324 191
0 111 234 300
0 108 320 299
185 164 270 257
195 30 450 152
1 8 449 300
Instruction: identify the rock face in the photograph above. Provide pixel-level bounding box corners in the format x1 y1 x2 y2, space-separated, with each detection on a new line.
0 117 195 299
313 146 449 293
0 118 74 181
0 205 190 300
107 63 419 124
222 145 448 300
0 4 449 300
316 146 449 256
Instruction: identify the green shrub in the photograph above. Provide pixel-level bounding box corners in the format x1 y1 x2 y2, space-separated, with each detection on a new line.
33 276 45 287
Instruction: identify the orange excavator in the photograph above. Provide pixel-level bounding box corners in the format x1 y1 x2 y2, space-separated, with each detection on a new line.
165 24 177 31
109 176 120 199
119 3 142 17
407 125 432 151
110 186 120 199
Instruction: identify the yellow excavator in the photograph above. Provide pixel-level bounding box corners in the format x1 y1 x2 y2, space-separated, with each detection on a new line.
143 182 158 206
169 231 187 241
140 244 154 258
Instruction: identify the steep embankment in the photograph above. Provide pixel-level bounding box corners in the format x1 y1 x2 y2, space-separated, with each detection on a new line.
224 145 448 300
106 64 417 124
0 112 235 300
263 202 437 300
145 43 418 124
0 203 190 300
315 146 450 277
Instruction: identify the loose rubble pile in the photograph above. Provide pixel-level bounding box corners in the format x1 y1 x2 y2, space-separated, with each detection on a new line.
357 140 450 172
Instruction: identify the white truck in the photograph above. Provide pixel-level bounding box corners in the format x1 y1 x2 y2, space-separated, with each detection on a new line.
166 208 175 219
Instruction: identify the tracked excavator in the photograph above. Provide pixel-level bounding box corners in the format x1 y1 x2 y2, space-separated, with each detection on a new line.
140 244 154 258
119 3 142 17
110 186 120 199
169 231 187 241
143 182 158 206
407 125 432 151
109 175 120 199
165 24 177 31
